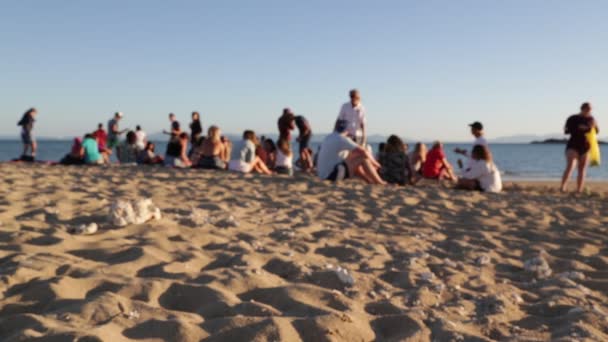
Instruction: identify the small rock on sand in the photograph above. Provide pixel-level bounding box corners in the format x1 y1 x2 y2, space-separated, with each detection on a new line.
523 255 552 278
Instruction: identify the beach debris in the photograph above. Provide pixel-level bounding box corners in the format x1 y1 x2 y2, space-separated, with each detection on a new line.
432 283 446 293
510 292 524 304
184 208 209 227
476 254 491 266
109 199 161 227
557 271 585 281
568 307 585 315
476 295 507 316
216 215 239 228
58 313 71 322
443 258 458 268
523 255 552 278
126 310 140 320
420 272 435 282
70 222 98 235
326 264 355 286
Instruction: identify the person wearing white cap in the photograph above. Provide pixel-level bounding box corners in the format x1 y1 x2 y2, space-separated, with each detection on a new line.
107 112 126 151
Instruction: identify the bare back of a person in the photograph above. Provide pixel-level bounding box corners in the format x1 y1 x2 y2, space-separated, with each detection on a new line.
202 140 223 157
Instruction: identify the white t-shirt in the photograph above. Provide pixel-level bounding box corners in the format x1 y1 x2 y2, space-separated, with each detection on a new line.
473 136 488 147
135 130 147 149
338 102 366 138
465 136 489 168
317 132 360 179
463 159 502 193
275 150 293 169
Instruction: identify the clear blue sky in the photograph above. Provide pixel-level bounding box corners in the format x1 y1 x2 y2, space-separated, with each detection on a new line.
1 0 606 140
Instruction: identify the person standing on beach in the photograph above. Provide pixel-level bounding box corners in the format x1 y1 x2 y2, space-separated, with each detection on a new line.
17 108 37 159
164 113 181 136
337 89 367 145
135 125 147 150
317 120 385 184
560 102 599 193
107 112 126 152
190 111 203 144
278 108 296 142
454 121 487 168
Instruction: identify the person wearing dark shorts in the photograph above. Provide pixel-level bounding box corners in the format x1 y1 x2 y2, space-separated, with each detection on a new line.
326 161 350 181
17 108 37 159
560 102 599 193
317 120 386 185
295 115 313 172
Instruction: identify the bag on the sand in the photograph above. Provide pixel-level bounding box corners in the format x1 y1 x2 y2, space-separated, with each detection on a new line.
587 128 601 167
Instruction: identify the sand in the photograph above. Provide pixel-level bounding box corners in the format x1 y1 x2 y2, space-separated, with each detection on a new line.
0 163 606 341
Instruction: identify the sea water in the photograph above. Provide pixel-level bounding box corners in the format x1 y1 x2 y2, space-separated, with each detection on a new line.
0 140 606 180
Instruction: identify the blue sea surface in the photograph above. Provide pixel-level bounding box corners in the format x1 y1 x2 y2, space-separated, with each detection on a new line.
0 140 606 180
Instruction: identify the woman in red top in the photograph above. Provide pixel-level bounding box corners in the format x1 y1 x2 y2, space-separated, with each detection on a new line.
422 141 456 181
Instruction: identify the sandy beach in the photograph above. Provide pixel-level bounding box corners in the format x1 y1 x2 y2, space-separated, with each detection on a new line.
0 163 606 341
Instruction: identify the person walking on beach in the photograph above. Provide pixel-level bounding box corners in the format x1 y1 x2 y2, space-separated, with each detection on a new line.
17 108 37 159
107 112 127 152
278 108 296 142
454 121 487 169
317 120 385 184
560 102 599 193
190 111 203 144
337 89 367 145
295 115 313 172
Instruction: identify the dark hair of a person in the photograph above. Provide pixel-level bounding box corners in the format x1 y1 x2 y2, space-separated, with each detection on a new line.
145 142 155 151
98 123 103 129
243 130 256 142
264 139 276 152
126 131 137 144
385 135 405 153
471 144 492 162
378 143 386 153
581 102 591 111
84 133 94 139
25 108 37 116
136 125 141 130
179 132 189 140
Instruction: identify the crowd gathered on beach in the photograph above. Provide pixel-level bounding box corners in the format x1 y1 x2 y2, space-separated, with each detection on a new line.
15 90 600 193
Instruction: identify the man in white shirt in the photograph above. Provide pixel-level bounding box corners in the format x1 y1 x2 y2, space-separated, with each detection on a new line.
336 89 367 145
455 121 488 169
317 120 385 184
135 125 147 150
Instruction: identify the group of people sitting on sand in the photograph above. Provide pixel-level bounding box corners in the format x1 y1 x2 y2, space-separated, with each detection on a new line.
16 94 600 194
48 89 505 193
